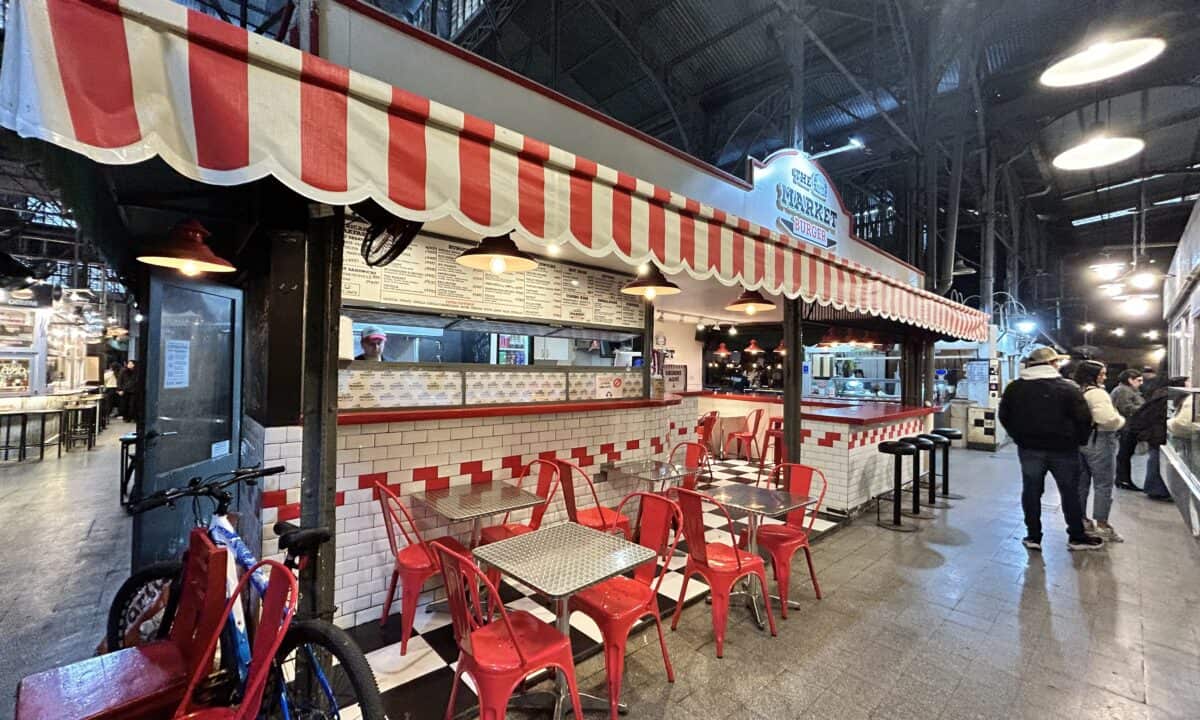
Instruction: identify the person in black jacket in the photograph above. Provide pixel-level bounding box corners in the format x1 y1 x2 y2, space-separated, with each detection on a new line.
998 347 1104 551
1127 377 1187 500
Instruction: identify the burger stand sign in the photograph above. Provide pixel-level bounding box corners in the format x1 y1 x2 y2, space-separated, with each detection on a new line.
744 149 919 285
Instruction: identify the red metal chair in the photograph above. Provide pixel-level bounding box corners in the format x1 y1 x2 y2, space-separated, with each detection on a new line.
722 408 765 462
569 492 681 720
743 463 828 617
557 459 632 539
15 529 228 720
376 482 468 654
433 542 584 720
670 488 776 657
171 560 298 719
758 416 785 475
696 410 718 455
478 458 560 545
668 440 711 491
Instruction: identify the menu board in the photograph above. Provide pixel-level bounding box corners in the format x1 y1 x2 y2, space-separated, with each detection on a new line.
342 218 644 329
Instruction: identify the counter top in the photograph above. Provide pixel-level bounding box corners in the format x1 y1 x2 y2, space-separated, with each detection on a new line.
339 395 683 425
691 391 932 425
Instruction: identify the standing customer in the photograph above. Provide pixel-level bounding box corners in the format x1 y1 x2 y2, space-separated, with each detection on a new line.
999 348 1104 551
1111 369 1144 490
118 360 139 422
1129 377 1188 501
103 361 121 418
1074 361 1125 542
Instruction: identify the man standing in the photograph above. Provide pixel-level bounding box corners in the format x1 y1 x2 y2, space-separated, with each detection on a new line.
998 347 1104 551
355 326 388 361
1111 369 1144 490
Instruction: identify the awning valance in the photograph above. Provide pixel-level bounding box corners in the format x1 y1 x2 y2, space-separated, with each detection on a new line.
0 0 988 341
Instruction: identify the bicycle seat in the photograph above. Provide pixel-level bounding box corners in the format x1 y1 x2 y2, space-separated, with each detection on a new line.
274 521 331 556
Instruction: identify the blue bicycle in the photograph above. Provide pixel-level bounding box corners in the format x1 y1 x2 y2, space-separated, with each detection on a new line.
107 466 386 720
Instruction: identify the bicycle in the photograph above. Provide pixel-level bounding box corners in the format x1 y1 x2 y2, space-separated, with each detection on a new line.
107 465 387 720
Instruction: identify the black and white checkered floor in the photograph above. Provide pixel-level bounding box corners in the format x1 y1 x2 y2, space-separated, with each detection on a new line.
345 459 843 720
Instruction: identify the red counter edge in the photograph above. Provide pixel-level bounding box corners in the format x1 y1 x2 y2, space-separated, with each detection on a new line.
684 391 935 425
339 395 683 424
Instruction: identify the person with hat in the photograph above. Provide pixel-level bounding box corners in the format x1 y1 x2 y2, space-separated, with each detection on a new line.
355 326 388 361
998 347 1104 551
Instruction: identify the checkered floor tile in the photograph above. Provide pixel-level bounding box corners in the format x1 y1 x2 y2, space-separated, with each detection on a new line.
344 459 844 720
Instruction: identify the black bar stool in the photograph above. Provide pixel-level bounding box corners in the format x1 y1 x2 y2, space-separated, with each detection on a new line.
899 436 935 518
917 433 953 509
877 440 918 532
932 427 965 499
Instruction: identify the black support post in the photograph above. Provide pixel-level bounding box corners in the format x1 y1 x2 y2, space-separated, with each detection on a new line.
300 204 343 620
783 298 804 463
642 302 653 399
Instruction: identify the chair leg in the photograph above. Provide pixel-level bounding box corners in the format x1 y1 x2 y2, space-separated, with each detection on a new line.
399 574 423 655
803 546 822 600
670 573 691 630
444 664 464 720
602 640 626 720
709 585 731 658
652 611 675 682
773 552 792 620
755 569 777 637
381 568 399 627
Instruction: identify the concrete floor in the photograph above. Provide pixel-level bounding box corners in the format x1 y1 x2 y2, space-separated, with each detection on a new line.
0 428 131 720
2 439 1199 719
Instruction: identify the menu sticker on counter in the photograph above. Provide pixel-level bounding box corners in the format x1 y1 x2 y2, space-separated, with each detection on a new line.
342 218 644 329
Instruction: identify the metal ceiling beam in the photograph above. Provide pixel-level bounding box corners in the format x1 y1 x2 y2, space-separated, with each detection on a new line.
665 5 780 70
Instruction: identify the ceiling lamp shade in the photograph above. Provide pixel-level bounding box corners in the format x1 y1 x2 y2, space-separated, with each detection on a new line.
1053 134 1144 171
1039 38 1166 87
1127 270 1158 289
724 289 776 315
456 234 538 274
774 340 787 355
714 342 731 357
952 257 976 276
136 219 235 275
619 264 680 300
744 339 764 354
1098 282 1125 297
1089 261 1126 280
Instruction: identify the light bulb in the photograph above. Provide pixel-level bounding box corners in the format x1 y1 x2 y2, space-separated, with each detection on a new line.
1090 262 1125 281
1144 330 1160 340
1122 297 1149 316
179 260 200 277
696 321 706 330
745 305 757 316
1016 320 1037 334
637 263 649 276
1111 327 1125 336
546 244 560 256
1081 323 1096 333
134 313 145 323
489 256 507 274
729 326 738 336
1128 271 1157 289
644 287 657 300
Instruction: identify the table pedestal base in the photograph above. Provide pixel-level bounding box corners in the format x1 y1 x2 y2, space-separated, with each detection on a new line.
508 689 627 715
707 579 768 630
768 594 804 610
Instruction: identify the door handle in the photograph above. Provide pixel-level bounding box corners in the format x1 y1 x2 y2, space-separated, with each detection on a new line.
144 430 179 441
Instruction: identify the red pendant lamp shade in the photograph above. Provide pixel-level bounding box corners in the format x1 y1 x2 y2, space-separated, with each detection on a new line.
714 343 731 357
724 289 776 315
136 219 235 275
745 339 764 354
774 340 787 355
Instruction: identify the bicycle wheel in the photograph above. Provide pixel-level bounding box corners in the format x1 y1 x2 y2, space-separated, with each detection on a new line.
105 561 183 651
262 619 386 720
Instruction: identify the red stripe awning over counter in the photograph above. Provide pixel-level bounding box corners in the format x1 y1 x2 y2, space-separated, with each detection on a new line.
0 0 989 341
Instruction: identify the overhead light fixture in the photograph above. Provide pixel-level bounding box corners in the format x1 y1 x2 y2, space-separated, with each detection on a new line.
1039 38 1166 87
724 289 776 316
1128 270 1158 290
1098 283 1125 297
951 257 976 276
1110 327 1125 336
1081 322 1096 333
456 234 538 274
744 339 764 354
545 244 560 256
1014 318 1038 335
1089 261 1126 280
1144 330 1160 340
136 219 235 275
636 263 650 275
696 319 706 330
774 340 787 355
1120 296 1151 316
714 343 731 357
1053 133 1144 171
134 312 145 323
728 325 739 336
619 264 680 300
811 138 866 160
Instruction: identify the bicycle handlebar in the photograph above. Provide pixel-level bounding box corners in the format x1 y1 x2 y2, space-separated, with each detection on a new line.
130 465 286 514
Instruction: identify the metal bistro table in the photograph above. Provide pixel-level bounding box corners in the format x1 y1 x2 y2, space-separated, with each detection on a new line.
708 484 816 629
413 480 545 613
473 522 656 720
599 458 704 493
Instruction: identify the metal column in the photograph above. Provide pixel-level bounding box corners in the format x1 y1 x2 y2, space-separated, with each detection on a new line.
782 298 804 463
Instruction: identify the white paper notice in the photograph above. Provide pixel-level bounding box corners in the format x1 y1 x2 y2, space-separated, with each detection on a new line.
164 340 190 389
211 440 230 458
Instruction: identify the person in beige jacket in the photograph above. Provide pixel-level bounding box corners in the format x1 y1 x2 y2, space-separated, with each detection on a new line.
1073 361 1125 541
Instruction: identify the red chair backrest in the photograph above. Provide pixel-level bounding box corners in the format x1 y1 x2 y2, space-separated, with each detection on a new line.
431 541 529 666
556 459 608 528
173 560 298 720
505 458 560 529
668 441 709 490
767 416 783 432
376 482 430 561
763 463 828 529
673 488 717 567
616 492 682 591
696 411 718 444
745 408 765 437
169 529 230 671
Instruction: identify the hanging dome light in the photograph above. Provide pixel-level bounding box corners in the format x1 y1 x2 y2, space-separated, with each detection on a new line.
619 264 680 300
1120 295 1151 316
714 343 731 357
728 325 739 336
1128 270 1158 289
1053 132 1144 171
951 257 976 276
774 340 787 355
1089 260 1126 280
456 234 538 274
1098 282 1125 297
136 219 235 275
744 339 764 354
724 289 776 315
1040 38 1166 87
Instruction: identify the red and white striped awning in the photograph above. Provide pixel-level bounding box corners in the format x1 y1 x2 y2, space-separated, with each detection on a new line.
0 0 988 341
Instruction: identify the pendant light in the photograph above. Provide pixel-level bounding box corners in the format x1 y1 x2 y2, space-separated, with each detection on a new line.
724 289 776 315
774 340 787 355
456 234 538 274
744 339 764 354
620 264 680 300
1040 38 1165 87
136 219 235 276
951 256 976 276
714 343 731 357
1053 130 1144 171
